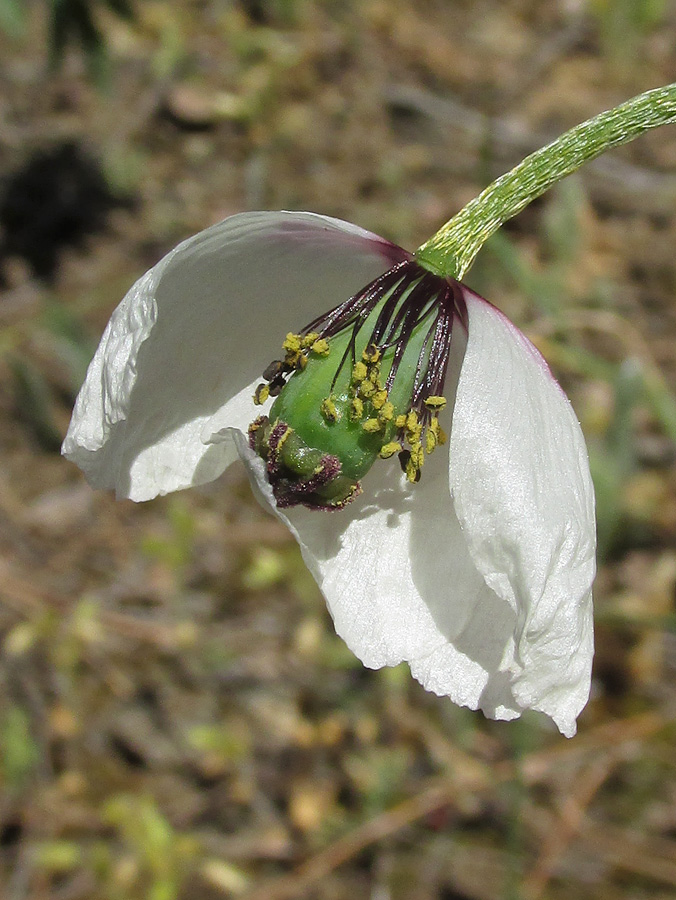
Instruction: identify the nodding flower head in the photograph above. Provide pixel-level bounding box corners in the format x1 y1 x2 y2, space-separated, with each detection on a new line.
62 211 596 738
247 260 467 510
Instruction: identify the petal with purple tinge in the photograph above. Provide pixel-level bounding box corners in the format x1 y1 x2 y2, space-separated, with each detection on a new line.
62 211 408 500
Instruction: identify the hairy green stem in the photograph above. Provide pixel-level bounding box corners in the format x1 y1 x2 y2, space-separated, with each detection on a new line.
416 83 676 279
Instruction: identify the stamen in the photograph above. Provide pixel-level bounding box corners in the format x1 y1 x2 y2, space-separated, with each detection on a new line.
253 383 269 405
310 338 330 356
378 401 394 423
262 359 285 381
268 377 286 397
283 333 302 353
251 260 465 506
379 441 401 459
372 390 388 410
301 332 320 348
363 344 381 363
320 396 340 422
352 361 368 382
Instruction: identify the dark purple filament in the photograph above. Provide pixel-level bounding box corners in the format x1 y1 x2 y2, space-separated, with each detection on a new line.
300 260 466 425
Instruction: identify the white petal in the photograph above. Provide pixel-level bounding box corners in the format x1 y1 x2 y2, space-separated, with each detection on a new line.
231 287 594 736
449 288 596 737
62 211 408 500
228 383 524 723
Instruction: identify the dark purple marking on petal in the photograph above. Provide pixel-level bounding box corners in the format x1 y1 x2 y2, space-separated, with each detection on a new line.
268 216 411 269
457 284 563 391
373 238 414 267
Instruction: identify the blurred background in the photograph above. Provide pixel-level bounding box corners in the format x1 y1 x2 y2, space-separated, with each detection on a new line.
1 1 676 898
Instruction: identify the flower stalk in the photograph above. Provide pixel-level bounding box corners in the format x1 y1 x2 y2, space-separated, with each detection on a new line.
416 82 676 279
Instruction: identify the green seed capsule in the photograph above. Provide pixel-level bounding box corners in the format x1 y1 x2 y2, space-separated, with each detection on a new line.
269 308 431 481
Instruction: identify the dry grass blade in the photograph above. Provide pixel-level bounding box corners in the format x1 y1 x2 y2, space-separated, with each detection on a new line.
521 753 621 899
581 823 676 886
239 711 668 900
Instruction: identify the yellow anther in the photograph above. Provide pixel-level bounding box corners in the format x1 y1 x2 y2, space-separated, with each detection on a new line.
424 396 447 411
426 419 444 453
401 441 424 482
311 338 330 356
378 401 394 423
301 332 320 348
362 418 382 433
395 414 407 429
368 367 381 385
428 418 447 447
282 332 308 369
352 361 368 382
372 389 388 410
407 425 422 444
406 410 419 431
362 344 381 363
405 459 420 483
321 396 340 422
379 441 401 459
282 333 302 353
350 397 364 420
253 383 269 405
359 380 376 398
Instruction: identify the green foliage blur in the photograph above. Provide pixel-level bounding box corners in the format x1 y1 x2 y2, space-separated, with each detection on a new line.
0 0 135 83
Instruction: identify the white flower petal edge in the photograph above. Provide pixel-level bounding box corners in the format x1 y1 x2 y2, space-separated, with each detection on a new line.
62 211 408 500
447 289 596 737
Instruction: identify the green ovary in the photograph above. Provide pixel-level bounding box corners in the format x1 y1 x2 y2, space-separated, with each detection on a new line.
270 318 429 481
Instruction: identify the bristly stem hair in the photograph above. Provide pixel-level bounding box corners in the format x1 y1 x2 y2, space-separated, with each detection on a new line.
417 82 676 280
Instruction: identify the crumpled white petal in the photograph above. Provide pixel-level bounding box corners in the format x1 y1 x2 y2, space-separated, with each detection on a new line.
447 289 596 736
62 211 408 500
216 286 595 737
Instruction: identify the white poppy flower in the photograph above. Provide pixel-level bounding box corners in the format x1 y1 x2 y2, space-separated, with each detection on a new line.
63 211 596 737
